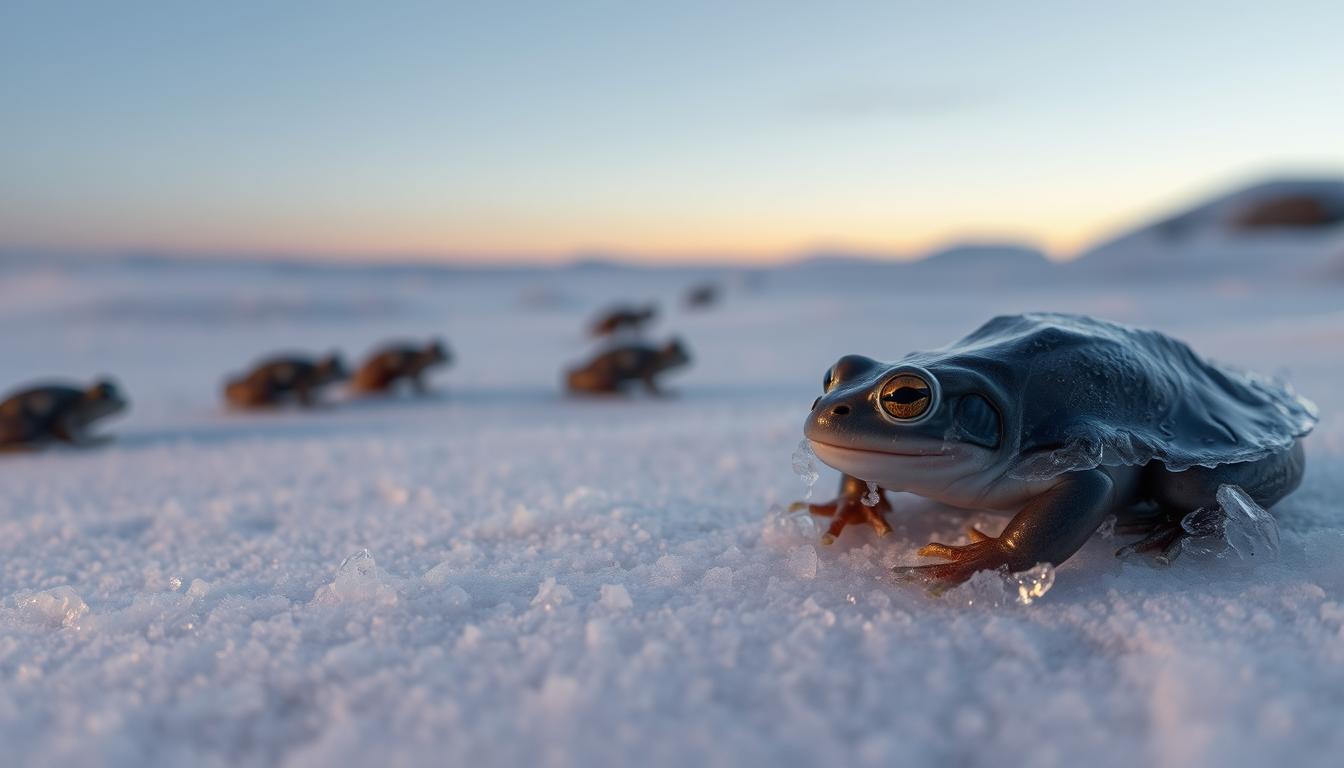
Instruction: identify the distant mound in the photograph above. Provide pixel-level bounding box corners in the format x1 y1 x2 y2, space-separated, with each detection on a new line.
1076 177 1344 280
779 241 1054 291
914 242 1051 271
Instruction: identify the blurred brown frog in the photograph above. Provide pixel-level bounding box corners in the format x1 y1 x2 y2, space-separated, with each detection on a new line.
224 353 348 409
350 339 451 395
590 304 657 337
0 379 129 450
565 338 690 396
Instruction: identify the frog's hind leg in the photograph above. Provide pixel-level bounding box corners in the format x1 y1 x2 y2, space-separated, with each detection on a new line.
1113 510 1186 564
1117 442 1305 564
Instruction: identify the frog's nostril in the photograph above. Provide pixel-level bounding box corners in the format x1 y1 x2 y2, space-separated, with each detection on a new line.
831 404 850 416
811 397 821 411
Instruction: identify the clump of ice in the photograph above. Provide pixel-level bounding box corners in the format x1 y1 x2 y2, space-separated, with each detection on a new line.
939 563 1056 608
598 583 634 611
1096 514 1117 539
531 577 574 611
312 549 398 607
862 481 880 507
1011 563 1056 605
442 585 472 608
421 561 455 588
701 566 734 592
650 555 686 586
17 586 89 629
1180 484 1281 561
787 545 819 579
791 439 820 500
761 503 818 547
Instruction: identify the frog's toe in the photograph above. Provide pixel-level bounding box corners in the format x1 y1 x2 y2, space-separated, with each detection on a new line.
790 500 836 516
897 538 1016 584
864 505 893 537
1115 521 1186 565
797 497 893 545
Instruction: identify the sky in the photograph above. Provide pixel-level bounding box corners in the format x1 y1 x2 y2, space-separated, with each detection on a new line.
2 0 1343 263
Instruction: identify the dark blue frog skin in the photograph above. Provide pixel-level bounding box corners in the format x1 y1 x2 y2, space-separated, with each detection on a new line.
801 313 1316 582
0 380 129 450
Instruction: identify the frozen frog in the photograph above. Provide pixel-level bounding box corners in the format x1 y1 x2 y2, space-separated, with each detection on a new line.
350 339 451 395
565 338 690 396
801 313 1317 582
223 353 349 409
0 379 129 450
590 304 658 337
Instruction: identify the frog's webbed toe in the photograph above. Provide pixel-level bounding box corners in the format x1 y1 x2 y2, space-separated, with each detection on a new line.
894 536 1019 584
898 469 1116 584
789 475 893 544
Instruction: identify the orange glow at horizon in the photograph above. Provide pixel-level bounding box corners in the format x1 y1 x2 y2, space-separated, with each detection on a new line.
3 204 1128 264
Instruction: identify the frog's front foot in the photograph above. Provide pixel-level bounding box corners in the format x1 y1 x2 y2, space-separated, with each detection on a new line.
789 475 892 545
893 527 1023 584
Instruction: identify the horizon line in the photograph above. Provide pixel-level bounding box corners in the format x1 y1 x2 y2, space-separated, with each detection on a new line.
0 238 1075 271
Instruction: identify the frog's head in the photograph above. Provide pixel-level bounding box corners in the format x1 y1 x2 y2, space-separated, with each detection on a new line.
803 355 1006 491
424 339 452 366
657 338 692 371
317 352 350 383
79 378 130 424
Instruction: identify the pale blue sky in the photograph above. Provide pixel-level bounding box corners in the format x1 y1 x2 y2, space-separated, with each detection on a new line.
2 1 1342 261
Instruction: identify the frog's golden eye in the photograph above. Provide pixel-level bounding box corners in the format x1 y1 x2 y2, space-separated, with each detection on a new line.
822 367 835 392
879 374 932 421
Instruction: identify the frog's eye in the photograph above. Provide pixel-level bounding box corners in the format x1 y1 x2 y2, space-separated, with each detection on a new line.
822 367 835 392
89 380 117 400
879 373 932 421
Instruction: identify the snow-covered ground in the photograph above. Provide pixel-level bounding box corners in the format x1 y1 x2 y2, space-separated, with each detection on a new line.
1 257 1342 767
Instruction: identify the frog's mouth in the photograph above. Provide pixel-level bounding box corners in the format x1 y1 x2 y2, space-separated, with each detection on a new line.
806 438 994 494
808 439 948 459
809 438 951 479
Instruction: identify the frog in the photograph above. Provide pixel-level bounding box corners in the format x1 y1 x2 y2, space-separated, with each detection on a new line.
0 379 129 450
590 304 657 337
683 282 720 310
223 353 348 409
800 313 1317 582
350 339 451 395
565 338 691 396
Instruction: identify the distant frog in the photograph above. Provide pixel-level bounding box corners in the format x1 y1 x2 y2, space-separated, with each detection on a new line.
683 282 720 309
224 353 348 409
566 338 691 395
800 313 1316 582
350 340 451 395
590 304 657 337
0 379 128 450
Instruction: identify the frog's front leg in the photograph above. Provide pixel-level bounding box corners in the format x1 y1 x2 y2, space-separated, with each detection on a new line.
51 418 104 447
790 473 893 544
896 469 1115 583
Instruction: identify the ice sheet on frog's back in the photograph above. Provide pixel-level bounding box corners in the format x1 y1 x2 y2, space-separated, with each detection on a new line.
899 313 1318 481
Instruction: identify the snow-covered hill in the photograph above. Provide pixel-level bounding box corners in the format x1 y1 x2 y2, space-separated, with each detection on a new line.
1076 177 1344 280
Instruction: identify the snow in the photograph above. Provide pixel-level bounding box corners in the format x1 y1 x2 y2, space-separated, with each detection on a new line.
1 253 1343 767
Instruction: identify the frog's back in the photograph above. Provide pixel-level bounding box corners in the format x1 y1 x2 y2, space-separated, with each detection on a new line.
0 386 84 446
905 313 1317 480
